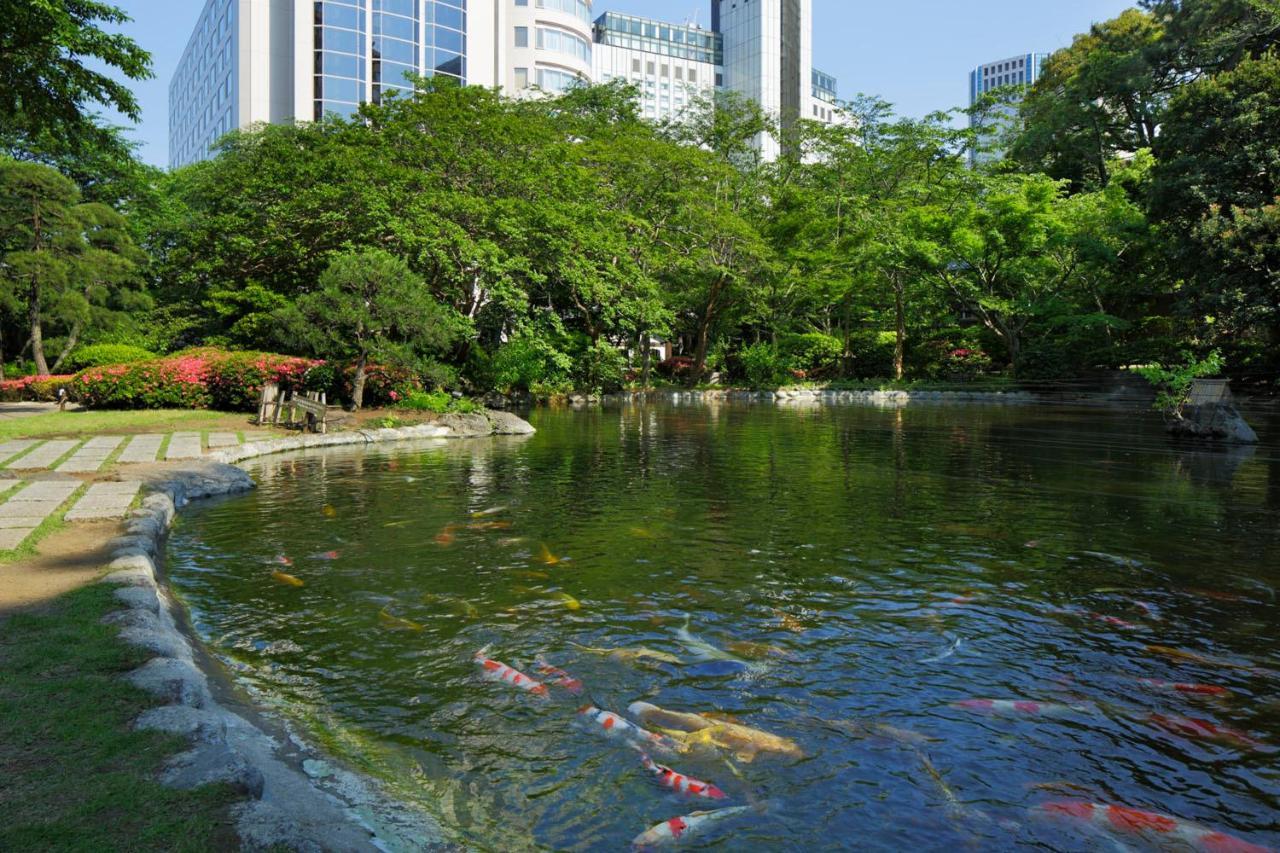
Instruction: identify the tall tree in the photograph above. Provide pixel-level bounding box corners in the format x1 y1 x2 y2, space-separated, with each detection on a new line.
0 0 152 159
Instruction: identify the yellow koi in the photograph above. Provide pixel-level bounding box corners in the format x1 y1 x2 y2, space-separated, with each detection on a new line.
628 702 804 764
378 607 425 632
271 570 304 588
322 504 337 518
556 592 582 611
537 543 562 566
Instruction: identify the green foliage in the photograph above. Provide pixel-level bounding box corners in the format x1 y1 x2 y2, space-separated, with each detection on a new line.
778 332 843 378
395 389 481 414
738 342 793 388
491 336 573 394
572 339 627 394
63 342 155 371
1136 350 1226 418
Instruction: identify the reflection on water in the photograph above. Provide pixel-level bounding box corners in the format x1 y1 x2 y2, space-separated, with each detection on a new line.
167 403 1280 851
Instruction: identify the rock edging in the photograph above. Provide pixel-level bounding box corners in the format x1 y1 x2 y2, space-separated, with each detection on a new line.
96 411 532 851
599 388 1037 406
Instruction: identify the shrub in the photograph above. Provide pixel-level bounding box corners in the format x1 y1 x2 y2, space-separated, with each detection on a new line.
336 362 422 408
573 340 626 394
63 344 157 373
845 331 896 379
491 337 573 393
396 390 482 414
0 374 76 402
72 349 318 411
940 348 995 381
778 333 843 379
656 356 694 379
738 342 792 388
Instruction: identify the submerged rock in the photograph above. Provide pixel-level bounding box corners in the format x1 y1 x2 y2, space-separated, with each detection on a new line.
1169 403 1259 445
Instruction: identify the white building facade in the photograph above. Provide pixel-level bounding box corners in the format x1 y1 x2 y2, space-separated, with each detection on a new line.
171 0 839 168
967 52 1049 166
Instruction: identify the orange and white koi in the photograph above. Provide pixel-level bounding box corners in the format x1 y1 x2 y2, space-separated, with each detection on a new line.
578 705 679 752
952 699 1090 717
272 554 293 566
1143 713 1264 751
533 657 583 694
636 751 726 800
474 649 547 696
1037 801 1275 853
1137 678 1229 698
317 550 341 560
631 806 750 849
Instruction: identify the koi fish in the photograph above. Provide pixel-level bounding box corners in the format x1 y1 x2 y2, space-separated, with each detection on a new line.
467 521 513 532
1087 612 1140 630
533 657 584 694
1134 601 1162 619
675 617 749 664
723 641 790 660
771 608 809 634
631 806 750 849
1145 645 1253 671
272 555 293 567
915 748 964 817
471 506 509 518
475 649 547 696
570 643 683 666
378 607 424 631
271 570 304 587
1036 801 1275 853
434 525 458 546
578 705 678 752
636 751 726 800
628 702 804 763
920 634 963 664
537 543 561 566
1143 713 1264 750
1137 679 1229 698
422 593 479 619
555 592 582 611
951 699 1090 717
497 537 527 547
321 504 337 518
515 571 551 581
317 550 341 560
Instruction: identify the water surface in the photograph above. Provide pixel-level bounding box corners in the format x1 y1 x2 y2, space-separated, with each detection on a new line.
168 402 1280 851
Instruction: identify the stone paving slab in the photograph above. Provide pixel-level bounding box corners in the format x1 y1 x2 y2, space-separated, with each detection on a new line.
207 432 239 448
0 528 32 550
0 439 40 465
7 481 78 503
65 481 142 521
10 439 81 469
165 433 202 460
0 500 61 519
56 435 125 473
0 515 47 529
118 434 165 464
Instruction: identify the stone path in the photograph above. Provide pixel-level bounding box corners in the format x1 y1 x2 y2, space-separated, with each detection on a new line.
0 439 40 465
11 439 82 470
0 480 79 550
165 433 203 460
56 436 125 473
117 434 166 464
207 432 239 448
64 481 142 521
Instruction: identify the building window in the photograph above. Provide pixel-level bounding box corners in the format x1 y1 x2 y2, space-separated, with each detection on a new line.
515 26 528 48
515 66 529 88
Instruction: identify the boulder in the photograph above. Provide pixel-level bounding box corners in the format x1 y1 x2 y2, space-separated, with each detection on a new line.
127 657 212 708
163 744 265 799
1170 403 1260 445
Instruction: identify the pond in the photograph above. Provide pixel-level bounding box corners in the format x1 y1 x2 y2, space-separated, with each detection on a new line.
167 401 1280 851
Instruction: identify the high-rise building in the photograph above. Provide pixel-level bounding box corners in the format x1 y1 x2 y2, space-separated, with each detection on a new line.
967 52 1049 166
170 0 841 168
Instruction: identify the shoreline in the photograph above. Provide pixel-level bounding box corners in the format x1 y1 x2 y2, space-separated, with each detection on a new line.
91 410 534 851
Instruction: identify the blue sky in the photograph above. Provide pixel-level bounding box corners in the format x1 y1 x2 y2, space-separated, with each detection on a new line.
106 0 1136 167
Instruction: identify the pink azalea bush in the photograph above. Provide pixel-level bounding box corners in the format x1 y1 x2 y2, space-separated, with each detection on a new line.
0 374 76 402
72 348 320 411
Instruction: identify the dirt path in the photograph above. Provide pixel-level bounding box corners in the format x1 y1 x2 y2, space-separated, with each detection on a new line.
0 520 119 614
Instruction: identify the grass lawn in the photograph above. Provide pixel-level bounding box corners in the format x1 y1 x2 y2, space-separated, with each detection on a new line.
0 409 258 443
0 585 240 851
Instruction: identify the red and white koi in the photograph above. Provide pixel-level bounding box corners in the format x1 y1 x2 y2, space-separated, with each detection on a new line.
952 698 1090 717
474 649 547 696
631 806 750 849
636 751 726 800
1143 713 1264 751
533 657 583 694
1137 678 1229 698
578 705 679 753
1037 801 1275 853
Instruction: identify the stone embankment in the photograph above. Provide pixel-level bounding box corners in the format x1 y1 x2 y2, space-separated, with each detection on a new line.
485 388 1040 408
98 411 533 851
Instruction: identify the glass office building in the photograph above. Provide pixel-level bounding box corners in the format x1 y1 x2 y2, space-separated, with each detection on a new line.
967 53 1050 166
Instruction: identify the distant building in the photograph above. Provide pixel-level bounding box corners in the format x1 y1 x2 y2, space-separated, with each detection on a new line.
170 0 845 168
967 52 1049 166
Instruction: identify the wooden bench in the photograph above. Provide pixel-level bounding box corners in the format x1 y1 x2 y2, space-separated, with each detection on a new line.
257 384 330 434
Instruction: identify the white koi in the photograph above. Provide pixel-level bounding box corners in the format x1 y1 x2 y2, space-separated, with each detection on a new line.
631 806 751 849
636 750 727 800
474 648 547 696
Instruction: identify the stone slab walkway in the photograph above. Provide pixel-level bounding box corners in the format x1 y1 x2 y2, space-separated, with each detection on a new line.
0 479 79 550
9 439 82 470
165 433 203 460
117 434 166 464
56 436 125 473
207 432 239 448
65 481 142 521
0 439 39 465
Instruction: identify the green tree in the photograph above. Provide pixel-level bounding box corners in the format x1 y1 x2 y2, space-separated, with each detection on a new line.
0 158 143 377
0 0 152 159
280 248 464 409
